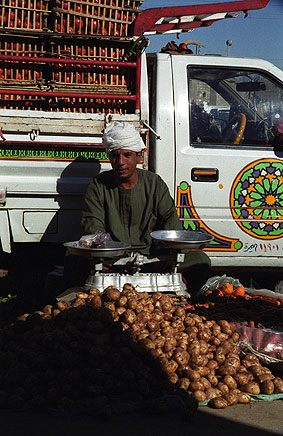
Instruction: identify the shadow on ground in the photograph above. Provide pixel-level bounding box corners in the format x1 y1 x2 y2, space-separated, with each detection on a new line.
0 400 282 436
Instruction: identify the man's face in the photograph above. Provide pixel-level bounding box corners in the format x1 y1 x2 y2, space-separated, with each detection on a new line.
109 149 141 181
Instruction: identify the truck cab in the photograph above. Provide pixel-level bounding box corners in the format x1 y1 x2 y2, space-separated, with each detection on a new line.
149 53 283 268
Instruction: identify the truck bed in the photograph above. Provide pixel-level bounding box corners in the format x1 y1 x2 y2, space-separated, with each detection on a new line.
0 109 142 138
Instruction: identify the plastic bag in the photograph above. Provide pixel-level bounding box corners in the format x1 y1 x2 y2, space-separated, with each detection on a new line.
78 232 111 248
232 322 283 366
199 274 243 295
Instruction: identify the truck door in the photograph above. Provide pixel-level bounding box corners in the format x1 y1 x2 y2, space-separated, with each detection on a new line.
172 56 283 268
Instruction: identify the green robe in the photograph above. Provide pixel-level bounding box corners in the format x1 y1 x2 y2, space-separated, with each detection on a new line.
64 168 211 294
81 168 182 255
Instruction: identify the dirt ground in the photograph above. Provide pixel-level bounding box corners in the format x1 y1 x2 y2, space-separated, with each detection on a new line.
0 400 282 436
1 246 283 436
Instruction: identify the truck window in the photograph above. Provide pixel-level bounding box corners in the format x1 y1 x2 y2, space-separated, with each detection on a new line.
188 67 283 147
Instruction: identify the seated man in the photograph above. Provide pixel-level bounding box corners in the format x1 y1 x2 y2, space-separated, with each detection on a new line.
67 121 211 295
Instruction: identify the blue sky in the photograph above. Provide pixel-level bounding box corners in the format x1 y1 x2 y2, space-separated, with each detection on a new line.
141 0 283 71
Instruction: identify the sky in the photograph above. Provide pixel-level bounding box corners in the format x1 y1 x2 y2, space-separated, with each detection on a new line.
140 0 283 71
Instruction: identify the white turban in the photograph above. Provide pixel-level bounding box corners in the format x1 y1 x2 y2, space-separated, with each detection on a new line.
102 121 145 154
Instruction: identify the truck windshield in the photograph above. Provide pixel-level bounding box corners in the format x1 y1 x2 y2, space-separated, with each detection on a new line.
188 67 283 147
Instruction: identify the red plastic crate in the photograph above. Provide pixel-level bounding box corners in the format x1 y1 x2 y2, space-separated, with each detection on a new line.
0 0 51 32
0 36 46 86
52 0 143 36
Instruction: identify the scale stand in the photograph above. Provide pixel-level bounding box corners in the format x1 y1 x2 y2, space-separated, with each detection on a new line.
63 230 213 296
85 251 188 296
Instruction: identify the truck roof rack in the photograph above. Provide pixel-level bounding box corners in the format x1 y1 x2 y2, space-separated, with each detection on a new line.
133 0 270 36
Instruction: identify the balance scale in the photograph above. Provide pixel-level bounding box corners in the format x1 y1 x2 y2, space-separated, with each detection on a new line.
64 230 213 297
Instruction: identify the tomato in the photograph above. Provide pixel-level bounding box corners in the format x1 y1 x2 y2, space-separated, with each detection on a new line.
57 23 65 32
90 19 97 32
74 17 81 30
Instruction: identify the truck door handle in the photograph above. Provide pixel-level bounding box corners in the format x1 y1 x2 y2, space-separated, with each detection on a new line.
191 168 219 182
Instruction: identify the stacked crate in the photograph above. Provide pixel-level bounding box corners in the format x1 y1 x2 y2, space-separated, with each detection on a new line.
0 36 45 86
0 0 142 36
51 0 143 37
0 0 143 113
44 36 136 113
0 34 47 110
0 0 52 32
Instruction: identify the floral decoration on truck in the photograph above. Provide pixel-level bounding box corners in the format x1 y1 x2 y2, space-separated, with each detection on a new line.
177 181 242 252
230 159 283 239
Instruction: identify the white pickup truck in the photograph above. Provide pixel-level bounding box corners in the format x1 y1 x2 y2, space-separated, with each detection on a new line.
1 0 283 270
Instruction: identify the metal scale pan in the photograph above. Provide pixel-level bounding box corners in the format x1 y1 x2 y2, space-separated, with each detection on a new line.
64 241 131 258
150 230 213 249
